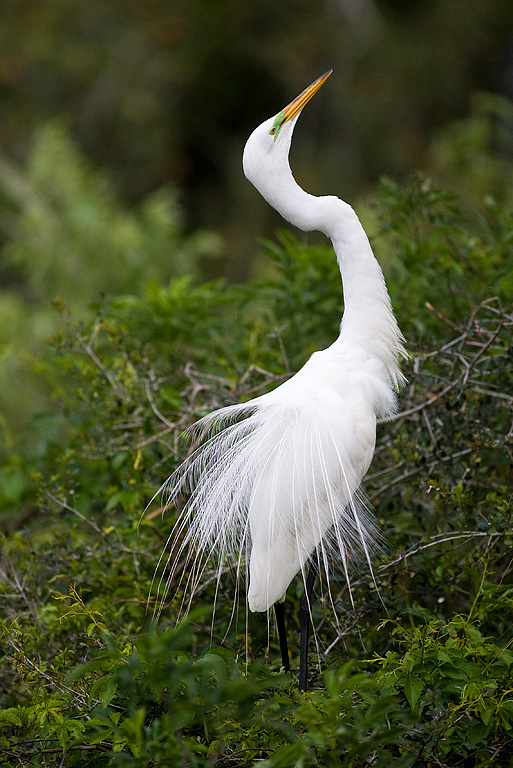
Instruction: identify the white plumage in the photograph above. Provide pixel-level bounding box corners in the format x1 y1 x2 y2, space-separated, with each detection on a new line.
158 71 406 620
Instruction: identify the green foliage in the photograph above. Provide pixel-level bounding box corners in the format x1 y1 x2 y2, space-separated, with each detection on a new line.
67 618 287 765
0 123 221 456
431 92 513 210
1 174 513 765
375 614 513 761
0 122 221 307
370 174 513 335
255 231 342 366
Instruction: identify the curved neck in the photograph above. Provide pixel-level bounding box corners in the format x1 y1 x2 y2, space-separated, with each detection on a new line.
329 203 406 389
266 173 406 389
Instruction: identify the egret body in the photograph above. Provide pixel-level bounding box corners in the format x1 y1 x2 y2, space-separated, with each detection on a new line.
159 71 406 684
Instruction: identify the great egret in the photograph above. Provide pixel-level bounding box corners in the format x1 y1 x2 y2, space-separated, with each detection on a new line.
158 70 406 689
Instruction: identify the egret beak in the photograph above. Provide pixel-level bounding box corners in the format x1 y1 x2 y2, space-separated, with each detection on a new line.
270 70 332 140
281 70 333 124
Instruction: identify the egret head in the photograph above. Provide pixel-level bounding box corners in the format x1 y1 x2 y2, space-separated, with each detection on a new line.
242 70 332 197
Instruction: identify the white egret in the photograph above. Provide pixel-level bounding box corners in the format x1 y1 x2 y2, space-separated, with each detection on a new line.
158 70 406 689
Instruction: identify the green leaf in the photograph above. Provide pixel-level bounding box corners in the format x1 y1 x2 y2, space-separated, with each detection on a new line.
404 675 423 712
90 674 118 708
264 742 306 767
1 466 26 502
0 708 23 726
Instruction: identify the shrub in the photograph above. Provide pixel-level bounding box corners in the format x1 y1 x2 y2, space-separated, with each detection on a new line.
1 175 512 765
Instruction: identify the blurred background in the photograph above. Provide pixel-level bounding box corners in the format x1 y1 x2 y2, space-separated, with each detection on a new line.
1 0 513 449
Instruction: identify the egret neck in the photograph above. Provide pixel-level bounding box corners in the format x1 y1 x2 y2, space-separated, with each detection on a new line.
253 162 405 392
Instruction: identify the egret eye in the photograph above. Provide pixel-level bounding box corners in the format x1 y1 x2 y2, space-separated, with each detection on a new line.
270 112 285 141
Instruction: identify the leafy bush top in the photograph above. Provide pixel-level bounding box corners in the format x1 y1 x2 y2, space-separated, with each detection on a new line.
1 172 513 766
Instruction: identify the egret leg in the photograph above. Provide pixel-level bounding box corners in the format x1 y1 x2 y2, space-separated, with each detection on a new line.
274 602 291 672
299 551 319 692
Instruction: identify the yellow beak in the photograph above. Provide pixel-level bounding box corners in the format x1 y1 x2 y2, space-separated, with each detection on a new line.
280 70 333 124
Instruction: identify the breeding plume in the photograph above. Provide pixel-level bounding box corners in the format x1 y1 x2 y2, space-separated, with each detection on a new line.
159 71 406 688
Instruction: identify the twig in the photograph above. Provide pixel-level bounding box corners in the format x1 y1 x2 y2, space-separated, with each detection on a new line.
144 378 176 430
381 531 502 571
42 489 139 554
3 632 90 709
425 302 459 330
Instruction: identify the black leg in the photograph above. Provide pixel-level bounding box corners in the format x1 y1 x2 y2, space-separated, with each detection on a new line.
299 551 319 692
274 601 291 672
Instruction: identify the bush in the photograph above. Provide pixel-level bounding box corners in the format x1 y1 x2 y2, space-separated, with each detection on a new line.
0 123 221 454
1 175 513 765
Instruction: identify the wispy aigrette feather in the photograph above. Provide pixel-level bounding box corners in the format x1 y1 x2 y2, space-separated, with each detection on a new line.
155 339 400 617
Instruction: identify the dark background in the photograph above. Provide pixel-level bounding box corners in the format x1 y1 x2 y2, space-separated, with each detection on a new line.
2 0 513 281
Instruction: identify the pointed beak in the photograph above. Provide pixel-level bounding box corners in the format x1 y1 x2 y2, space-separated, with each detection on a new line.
280 70 333 125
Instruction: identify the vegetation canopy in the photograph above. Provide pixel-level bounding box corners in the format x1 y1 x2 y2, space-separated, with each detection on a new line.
1 142 513 764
